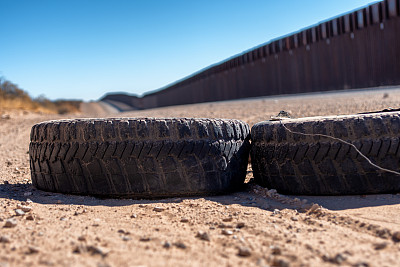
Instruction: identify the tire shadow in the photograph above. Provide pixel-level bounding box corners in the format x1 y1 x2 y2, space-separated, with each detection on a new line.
1 182 400 211
298 194 400 211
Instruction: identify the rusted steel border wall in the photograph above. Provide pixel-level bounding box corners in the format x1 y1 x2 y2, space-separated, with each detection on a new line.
140 0 400 109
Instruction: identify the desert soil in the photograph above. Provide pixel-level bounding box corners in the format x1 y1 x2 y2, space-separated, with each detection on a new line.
1 87 400 267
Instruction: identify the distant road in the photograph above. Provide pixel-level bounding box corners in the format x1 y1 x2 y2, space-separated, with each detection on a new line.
80 85 400 118
80 101 120 117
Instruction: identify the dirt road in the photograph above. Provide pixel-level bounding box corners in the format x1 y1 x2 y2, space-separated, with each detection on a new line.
80 101 120 117
1 87 400 266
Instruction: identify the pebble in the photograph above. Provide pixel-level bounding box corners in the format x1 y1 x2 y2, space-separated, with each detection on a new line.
139 237 151 242
15 209 25 216
374 242 388 250
4 218 17 228
196 231 210 241
180 217 189 223
270 245 282 255
87 245 109 256
376 228 391 239
23 192 32 197
323 253 347 264
139 204 146 208
236 222 245 229
266 189 277 197
353 262 370 267
291 217 298 222
221 229 233 236
153 207 165 212
333 253 346 264
238 246 251 257
73 245 109 256
271 258 290 267
26 214 34 221
163 241 171 248
92 218 101 226
222 217 233 222
308 204 321 213
122 236 131 241
130 214 137 218
1 114 10 120
17 204 32 212
173 242 186 249
0 236 10 243
392 231 400 242
273 209 280 215
27 246 40 254
219 223 233 228
78 236 86 241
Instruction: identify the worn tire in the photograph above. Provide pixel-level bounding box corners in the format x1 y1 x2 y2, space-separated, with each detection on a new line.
29 118 250 198
251 112 400 195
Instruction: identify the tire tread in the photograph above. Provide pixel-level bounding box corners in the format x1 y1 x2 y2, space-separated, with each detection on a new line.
251 112 400 195
30 118 250 198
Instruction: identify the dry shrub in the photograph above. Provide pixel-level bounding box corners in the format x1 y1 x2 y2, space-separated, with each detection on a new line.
35 98 81 114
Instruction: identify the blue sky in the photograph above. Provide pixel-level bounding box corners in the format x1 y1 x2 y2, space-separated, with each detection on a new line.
1 0 377 101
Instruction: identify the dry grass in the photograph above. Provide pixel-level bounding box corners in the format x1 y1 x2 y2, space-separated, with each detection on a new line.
0 78 81 114
0 96 81 114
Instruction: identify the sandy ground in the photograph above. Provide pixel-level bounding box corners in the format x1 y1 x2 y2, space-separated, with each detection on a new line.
1 87 400 267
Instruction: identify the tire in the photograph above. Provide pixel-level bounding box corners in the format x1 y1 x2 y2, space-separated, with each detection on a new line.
29 118 250 198
250 112 400 195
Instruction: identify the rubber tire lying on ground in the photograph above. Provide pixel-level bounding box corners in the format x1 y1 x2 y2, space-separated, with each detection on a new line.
251 112 400 195
29 118 250 198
